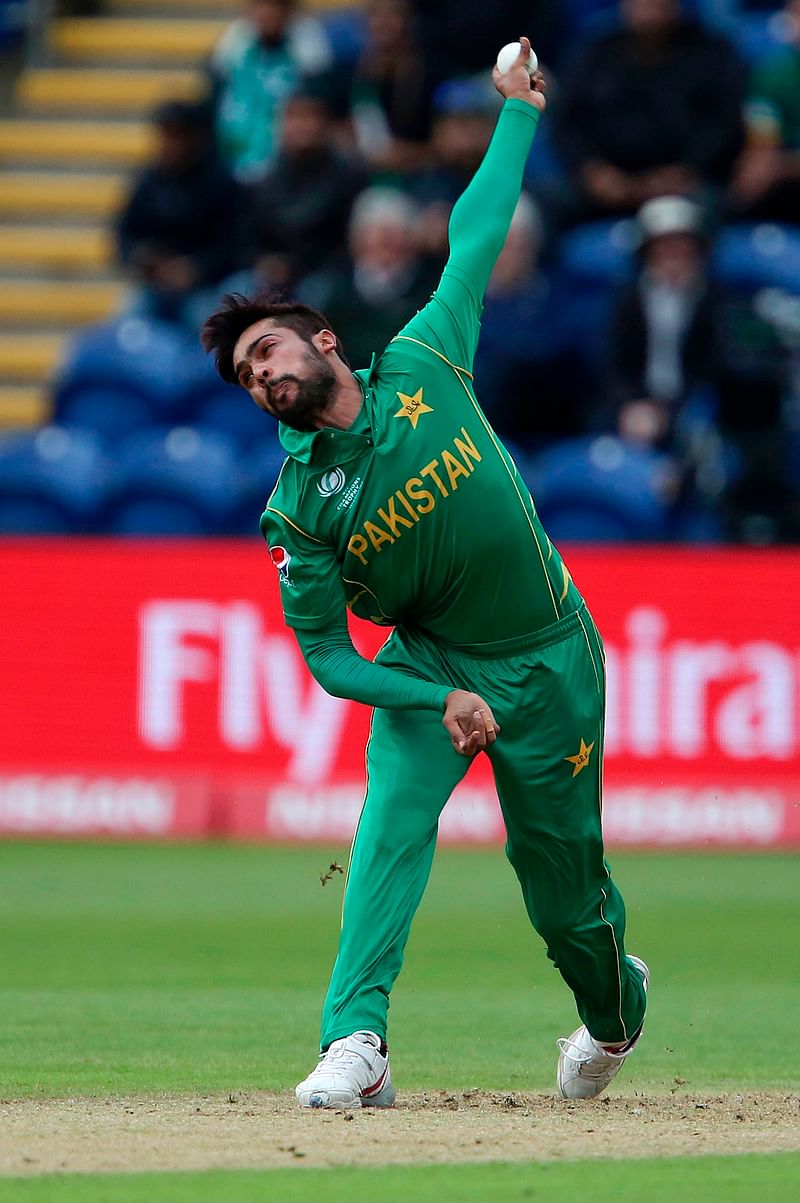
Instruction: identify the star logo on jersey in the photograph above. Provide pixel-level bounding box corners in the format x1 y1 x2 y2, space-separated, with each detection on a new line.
564 737 595 778
394 386 433 429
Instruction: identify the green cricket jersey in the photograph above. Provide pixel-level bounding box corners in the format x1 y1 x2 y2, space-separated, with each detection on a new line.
260 100 583 653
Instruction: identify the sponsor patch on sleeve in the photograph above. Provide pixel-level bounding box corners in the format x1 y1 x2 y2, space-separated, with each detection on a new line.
268 544 294 587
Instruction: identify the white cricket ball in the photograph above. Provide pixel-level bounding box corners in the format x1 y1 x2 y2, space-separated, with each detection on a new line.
496 41 538 75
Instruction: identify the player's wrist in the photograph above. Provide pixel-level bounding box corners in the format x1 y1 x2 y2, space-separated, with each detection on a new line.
503 96 543 117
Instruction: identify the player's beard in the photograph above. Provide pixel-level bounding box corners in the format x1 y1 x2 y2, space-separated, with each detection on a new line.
267 348 337 432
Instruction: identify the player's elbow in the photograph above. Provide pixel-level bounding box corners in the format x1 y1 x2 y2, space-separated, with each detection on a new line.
304 657 340 698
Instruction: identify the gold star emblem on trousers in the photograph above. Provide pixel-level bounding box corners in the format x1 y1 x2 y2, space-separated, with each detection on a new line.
394 386 433 429
565 737 595 778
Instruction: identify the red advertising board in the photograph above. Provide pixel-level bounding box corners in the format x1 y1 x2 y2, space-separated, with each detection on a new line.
1 540 799 846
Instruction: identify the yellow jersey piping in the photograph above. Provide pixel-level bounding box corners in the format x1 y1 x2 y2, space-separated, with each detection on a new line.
265 505 328 545
390 335 474 379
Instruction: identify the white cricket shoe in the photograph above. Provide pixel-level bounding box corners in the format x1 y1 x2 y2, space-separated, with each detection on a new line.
556 955 649 1100
295 1030 396 1109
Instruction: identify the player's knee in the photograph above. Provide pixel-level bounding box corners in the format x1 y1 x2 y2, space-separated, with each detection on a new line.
532 909 587 951
361 818 438 866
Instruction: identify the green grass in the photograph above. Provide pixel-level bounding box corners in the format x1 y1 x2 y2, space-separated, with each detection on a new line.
1 1154 798 1203
0 842 797 1098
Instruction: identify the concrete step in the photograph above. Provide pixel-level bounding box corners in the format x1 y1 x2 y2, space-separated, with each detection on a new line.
0 333 66 381
0 279 122 323
18 68 206 114
0 172 125 218
0 384 51 428
49 18 227 63
0 120 149 167
0 225 113 272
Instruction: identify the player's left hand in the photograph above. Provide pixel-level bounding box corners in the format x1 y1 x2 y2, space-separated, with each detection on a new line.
443 690 501 756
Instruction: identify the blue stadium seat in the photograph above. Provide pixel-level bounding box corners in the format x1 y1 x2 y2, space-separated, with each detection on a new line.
0 426 109 533
561 1 782 47
237 433 288 530
0 0 26 50
321 6 366 64
557 220 636 289
556 221 635 375
712 223 800 293
522 118 566 185
528 435 674 542
53 318 192 425
178 341 228 404
56 387 154 445
789 430 800 487
195 389 273 445
727 12 786 64
560 0 617 43
107 497 212 536
105 425 242 535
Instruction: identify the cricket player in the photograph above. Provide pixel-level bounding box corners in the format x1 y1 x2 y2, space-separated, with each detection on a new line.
202 39 648 1107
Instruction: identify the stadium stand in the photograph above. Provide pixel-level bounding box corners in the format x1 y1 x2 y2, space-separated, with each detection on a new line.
0 0 220 430
237 430 291 529
0 424 109 532
0 1 365 431
713 222 800 292
529 435 676 542
53 318 191 424
104 424 242 535
195 388 275 448
0 1 797 542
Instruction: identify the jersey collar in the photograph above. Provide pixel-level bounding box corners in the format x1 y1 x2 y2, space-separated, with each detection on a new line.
278 360 375 465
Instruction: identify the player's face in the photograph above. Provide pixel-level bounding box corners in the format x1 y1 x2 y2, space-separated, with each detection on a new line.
233 319 337 432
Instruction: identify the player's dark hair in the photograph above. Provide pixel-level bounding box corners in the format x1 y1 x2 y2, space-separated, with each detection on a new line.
200 292 349 383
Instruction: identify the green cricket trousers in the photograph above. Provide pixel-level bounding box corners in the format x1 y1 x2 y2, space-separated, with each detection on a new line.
320 604 647 1050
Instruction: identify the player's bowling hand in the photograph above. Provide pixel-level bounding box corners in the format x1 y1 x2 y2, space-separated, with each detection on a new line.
492 37 546 110
443 690 501 756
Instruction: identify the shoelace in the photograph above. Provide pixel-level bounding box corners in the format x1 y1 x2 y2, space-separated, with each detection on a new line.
557 1035 618 1077
317 1038 375 1072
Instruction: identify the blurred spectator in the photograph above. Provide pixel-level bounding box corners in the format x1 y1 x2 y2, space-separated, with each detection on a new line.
409 79 498 268
731 0 800 223
243 88 370 293
609 195 796 538
554 0 744 224
116 101 245 330
713 293 800 542
609 196 717 448
473 194 591 449
209 0 333 181
318 0 436 176
300 186 438 368
53 1 102 10
410 1 562 82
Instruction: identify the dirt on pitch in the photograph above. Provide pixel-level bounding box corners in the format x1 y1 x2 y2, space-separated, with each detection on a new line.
1 1089 799 1176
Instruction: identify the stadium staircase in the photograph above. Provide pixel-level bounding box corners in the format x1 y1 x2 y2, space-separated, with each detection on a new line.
0 0 356 433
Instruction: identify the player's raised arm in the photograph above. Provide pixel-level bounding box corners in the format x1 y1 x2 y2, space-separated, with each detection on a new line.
445 38 545 300
396 39 545 366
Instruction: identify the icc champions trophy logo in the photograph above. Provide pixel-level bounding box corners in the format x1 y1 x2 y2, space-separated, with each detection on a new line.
317 467 346 497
